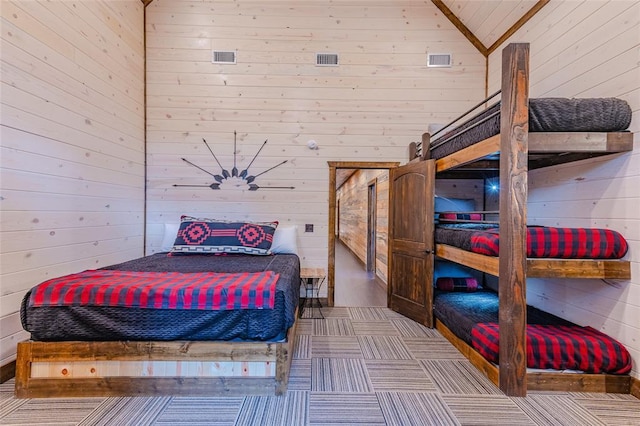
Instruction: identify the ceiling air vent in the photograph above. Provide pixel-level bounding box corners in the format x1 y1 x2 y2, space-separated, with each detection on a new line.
316 53 339 66
427 53 452 68
212 50 236 64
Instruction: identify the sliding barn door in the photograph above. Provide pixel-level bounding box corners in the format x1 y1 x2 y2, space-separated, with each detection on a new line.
387 160 435 327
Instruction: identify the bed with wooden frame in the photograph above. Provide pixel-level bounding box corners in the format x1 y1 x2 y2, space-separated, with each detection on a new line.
408 43 633 396
15 252 301 398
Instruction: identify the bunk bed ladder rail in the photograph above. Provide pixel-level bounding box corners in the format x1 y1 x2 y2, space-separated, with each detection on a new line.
409 90 501 162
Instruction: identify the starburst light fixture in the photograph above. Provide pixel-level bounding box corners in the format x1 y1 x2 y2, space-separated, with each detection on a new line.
173 132 295 191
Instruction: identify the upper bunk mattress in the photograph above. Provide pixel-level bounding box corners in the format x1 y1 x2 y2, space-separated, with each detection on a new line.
20 253 300 342
430 97 632 160
435 224 628 259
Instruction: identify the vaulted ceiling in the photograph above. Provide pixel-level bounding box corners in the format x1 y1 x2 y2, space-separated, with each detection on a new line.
140 0 549 188
433 0 549 56
141 0 548 58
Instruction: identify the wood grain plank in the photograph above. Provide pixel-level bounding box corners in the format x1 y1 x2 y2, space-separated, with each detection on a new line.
26 341 279 362
435 319 499 385
498 43 529 397
436 244 631 279
529 132 633 153
431 0 488 56
435 244 499 276
435 135 501 172
17 377 277 398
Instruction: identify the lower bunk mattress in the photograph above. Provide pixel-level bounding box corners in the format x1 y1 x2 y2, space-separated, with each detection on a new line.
433 290 632 374
435 224 628 259
20 253 301 342
429 97 632 159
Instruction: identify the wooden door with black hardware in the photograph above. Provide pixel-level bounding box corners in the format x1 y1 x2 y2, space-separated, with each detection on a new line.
387 160 435 327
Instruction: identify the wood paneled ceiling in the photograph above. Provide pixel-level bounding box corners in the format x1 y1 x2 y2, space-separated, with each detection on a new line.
432 0 549 56
141 0 548 58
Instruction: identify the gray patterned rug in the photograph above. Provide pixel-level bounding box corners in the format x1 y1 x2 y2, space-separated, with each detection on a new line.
1 307 639 425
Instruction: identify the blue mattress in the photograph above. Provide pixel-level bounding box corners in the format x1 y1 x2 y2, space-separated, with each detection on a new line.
433 289 574 345
20 253 300 342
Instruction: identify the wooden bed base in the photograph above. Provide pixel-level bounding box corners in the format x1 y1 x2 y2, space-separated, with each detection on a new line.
436 244 631 280
436 319 631 394
15 312 298 398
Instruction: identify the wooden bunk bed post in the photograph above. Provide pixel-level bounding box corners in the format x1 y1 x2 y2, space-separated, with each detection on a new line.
498 42 529 397
421 133 431 160
427 42 632 396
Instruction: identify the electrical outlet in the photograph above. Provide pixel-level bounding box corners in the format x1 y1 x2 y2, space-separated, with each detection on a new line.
305 224 314 232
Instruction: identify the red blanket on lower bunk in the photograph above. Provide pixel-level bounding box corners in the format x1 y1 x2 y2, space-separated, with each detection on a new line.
470 227 628 259
28 270 279 311
471 323 631 374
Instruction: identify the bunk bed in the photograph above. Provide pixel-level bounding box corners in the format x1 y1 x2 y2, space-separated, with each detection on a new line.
408 43 633 396
15 218 301 398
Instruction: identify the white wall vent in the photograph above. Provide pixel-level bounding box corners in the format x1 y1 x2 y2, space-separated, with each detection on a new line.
212 50 236 64
427 53 452 68
316 53 339 66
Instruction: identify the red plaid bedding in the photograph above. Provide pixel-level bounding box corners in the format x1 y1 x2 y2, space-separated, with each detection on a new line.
470 226 628 259
28 270 279 311
471 323 631 374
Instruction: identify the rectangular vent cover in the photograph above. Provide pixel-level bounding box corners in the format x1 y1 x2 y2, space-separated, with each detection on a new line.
212 50 236 64
427 53 452 67
316 53 339 66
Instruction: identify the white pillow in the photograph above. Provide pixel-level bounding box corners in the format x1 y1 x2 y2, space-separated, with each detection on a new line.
270 225 298 255
160 223 180 252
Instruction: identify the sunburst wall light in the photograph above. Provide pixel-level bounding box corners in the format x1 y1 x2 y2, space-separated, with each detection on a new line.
173 132 295 191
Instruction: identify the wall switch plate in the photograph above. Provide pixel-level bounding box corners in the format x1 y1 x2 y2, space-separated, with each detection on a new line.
305 224 314 232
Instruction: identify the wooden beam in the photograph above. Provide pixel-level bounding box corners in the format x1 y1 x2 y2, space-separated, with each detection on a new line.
527 372 630 394
436 244 499 276
436 320 500 385
529 132 633 152
527 259 631 279
631 376 640 399
431 0 488 57
498 43 529 397
487 1 550 55
436 244 631 279
435 135 500 173
0 360 15 383
328 164 337 307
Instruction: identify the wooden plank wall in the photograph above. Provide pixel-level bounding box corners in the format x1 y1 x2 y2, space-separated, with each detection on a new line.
336 173 484 285
336 169 389 283
486 1 639 381
144 0 485 269
0 2 145 368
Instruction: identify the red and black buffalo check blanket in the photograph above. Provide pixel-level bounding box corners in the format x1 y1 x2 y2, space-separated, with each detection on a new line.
28 270 279 311
471 323 632 374
470 226 628 259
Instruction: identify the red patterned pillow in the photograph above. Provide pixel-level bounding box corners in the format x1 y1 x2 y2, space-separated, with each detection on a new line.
435 277 479 292
438 213 482 221
171 216 278 255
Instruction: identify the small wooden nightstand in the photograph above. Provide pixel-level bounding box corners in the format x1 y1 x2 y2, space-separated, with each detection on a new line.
300 267 326 318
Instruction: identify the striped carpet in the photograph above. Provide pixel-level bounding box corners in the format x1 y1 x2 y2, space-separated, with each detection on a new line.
2 306 639 425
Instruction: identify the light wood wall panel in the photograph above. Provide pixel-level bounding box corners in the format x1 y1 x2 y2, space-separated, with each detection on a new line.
145 0 485 269
336 169 389 283
486 0 639 380
0 1 145 367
